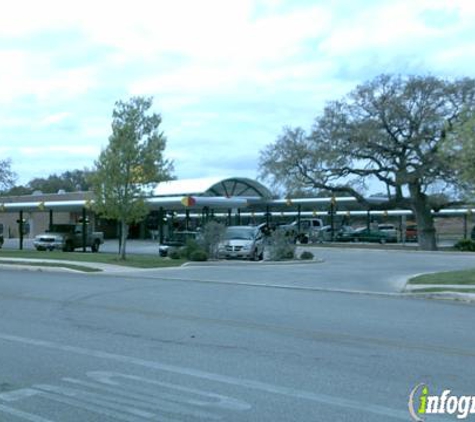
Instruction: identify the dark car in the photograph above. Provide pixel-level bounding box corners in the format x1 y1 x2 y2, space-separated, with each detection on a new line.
335 226 357 242
354 227 393 244
337 227 391 244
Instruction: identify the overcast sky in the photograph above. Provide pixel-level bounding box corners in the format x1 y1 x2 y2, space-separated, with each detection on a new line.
1 0 474 186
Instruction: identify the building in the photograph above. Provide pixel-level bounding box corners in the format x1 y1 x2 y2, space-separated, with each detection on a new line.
0 177 273 239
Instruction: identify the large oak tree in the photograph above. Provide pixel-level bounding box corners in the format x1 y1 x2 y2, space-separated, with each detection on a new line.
259 75 475 250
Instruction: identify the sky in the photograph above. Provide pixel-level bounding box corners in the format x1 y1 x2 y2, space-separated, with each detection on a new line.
1 0 474 186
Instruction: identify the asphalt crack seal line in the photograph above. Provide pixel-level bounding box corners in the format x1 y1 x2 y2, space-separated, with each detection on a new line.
0 332 423 421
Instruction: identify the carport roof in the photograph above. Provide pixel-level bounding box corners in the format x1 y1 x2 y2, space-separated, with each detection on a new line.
152 177 273 199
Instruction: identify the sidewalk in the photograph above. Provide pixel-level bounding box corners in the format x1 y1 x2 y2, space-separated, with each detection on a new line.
0 257 144 273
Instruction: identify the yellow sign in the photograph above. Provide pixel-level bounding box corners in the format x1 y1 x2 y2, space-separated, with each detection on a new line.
181 196 196 207
38 201 45 211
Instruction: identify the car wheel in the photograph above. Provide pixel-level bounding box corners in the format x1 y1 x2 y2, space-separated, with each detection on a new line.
91 240 100 253
63 241 73 252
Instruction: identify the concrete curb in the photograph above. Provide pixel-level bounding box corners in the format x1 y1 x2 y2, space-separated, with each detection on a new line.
182 258 324 267
404 291 475 303
0 258 123 273
0 263 87 273
403 272 475 302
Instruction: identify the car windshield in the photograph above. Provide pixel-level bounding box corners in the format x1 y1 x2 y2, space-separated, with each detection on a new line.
223 227 256 240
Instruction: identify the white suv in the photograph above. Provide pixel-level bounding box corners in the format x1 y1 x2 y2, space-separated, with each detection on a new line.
218 226 265 260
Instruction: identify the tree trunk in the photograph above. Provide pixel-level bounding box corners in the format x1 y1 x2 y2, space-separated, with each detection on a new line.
119 219 128 260
409 184 437 251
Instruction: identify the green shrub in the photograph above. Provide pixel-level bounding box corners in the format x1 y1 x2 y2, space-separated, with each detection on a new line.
169 249 182 259
190 249 208 261
267 229 296 261
454 239 475 252
201 221 226 259
180 239 202 259
300 251 314 260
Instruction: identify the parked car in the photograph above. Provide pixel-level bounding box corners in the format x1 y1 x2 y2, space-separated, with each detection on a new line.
218 226 265 260
317 225 350 242
158 231 198 257
278 218 325 244
336 227 392 244
317 225 334 242
335 226 357 242
405 223 418 242
34 224 104 252
377 224 398 242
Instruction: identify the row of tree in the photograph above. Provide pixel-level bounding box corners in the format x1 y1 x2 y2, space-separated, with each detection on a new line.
3 169 93 196
259 74 475 251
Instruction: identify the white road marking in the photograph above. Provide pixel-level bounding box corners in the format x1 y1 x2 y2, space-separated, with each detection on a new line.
0 332 412 420
0 403 56 422
35 384 156 419
0 388 39 402
37 390 163 422
87 371 250 411
63 376 222 419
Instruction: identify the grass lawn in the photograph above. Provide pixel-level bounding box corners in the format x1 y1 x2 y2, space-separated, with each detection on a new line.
408 268 475 285
0 249 187 269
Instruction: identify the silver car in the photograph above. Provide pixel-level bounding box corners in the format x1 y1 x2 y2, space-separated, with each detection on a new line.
218 226 265 260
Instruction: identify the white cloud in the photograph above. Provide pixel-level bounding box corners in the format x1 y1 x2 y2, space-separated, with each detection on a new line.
18 145 99 156
1 0 475 185
39 112 72 127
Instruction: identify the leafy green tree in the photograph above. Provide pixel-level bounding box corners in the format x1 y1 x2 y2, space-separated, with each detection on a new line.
27 169 93 193
444 112 475 197
91 96 173 259
259 75 475 250
5 169 93 196
0 159 16 193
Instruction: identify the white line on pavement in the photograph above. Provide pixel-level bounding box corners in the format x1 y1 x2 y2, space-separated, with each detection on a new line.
0 332 418 420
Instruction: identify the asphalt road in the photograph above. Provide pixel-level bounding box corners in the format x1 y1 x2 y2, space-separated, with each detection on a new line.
1 256 475 422
138 247 475 293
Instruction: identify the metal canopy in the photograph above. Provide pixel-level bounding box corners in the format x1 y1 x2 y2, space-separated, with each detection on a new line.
152 177 273 199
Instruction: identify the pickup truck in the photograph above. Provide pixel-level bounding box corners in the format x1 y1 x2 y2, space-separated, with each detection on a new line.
279 218 325 244
34 224 104 252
